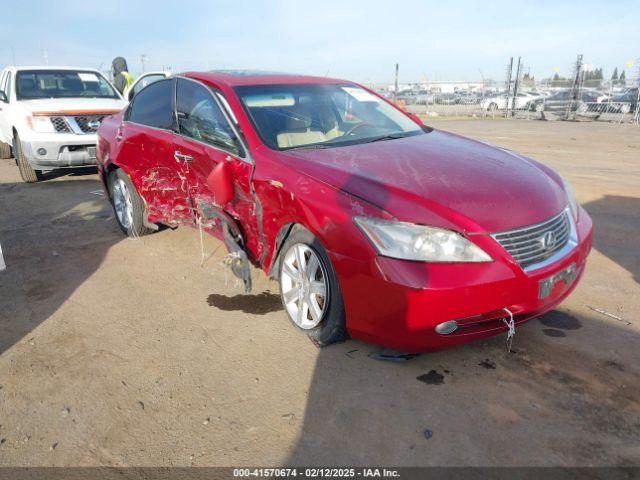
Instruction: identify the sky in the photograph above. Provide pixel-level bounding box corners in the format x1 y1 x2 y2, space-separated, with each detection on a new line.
1 0 639 84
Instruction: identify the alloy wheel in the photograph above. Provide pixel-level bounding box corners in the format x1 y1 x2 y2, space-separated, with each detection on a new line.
112 178 133 229
280 243 328 329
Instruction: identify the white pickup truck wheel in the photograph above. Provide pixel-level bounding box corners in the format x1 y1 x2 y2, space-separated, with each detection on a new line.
13 133 39 183
0 141 11 159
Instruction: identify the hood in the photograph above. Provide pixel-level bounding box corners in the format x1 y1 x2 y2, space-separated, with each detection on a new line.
280 130 568 233
112 57 128 75
18 97 126 115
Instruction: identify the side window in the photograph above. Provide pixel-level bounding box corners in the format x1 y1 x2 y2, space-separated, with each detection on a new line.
132 74 167 96
5 74 12 100
176 79 242 156
0 72 7 97
129 79 175 130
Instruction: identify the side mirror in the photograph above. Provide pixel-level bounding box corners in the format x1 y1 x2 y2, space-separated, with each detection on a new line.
0 91 8 103
206 160 235 206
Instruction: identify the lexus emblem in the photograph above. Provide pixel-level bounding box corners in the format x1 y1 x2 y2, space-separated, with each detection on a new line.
540 231 557 251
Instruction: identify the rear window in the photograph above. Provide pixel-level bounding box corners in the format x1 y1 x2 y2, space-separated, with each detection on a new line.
16 70 119 100
128 79 175 130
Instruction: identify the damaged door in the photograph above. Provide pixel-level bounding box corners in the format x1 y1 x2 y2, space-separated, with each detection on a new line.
173 78 264 284
122 78 193 225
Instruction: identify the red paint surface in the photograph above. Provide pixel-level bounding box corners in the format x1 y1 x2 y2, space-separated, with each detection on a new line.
96 71 593 352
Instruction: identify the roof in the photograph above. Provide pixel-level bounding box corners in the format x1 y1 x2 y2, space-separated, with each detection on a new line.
181 69 348 87
5 66 102 72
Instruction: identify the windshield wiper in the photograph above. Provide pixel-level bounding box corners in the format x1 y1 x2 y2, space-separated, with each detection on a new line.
363 132 413 144
285 143 332 151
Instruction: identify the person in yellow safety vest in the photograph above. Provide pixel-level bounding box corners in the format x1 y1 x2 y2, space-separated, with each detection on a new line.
111 57 134 94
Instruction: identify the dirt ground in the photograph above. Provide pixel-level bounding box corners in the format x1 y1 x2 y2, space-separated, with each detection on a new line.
0 119 638 468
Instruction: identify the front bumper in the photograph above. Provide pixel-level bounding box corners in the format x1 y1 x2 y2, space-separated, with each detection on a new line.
19 132 97 170
333 207 593 352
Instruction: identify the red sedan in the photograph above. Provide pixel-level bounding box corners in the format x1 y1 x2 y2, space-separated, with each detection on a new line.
96 71 593 353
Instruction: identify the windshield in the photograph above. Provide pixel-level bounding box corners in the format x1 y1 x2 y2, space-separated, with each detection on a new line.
16 70 120 100
234 83 424 150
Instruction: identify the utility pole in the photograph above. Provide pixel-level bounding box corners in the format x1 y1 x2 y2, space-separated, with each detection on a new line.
394 63 399 103
566 54 584 120
140 54 148 73
511 57 522 117
504 57 513 118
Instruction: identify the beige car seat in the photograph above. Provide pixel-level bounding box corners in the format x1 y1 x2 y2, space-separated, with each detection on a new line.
276 103 344 148
277 104 326 148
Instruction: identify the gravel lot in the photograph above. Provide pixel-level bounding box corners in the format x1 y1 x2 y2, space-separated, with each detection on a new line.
0 119 638 467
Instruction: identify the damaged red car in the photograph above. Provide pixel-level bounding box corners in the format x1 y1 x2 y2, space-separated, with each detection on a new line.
96 71 593 352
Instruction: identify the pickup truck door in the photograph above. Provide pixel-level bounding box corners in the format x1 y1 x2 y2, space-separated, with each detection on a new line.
124 72 169 103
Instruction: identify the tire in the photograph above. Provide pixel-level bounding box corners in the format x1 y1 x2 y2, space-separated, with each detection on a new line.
13 133 39 183
107 169 153 237
0 141 11 159
278 227 347 346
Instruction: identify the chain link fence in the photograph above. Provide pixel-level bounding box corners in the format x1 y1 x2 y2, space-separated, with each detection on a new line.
379 56 640 124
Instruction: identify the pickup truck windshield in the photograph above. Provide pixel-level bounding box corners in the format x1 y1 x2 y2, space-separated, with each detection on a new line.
235 83 424 150
16 70 120 100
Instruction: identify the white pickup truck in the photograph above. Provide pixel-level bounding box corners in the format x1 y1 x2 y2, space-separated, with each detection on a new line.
0 66 126 182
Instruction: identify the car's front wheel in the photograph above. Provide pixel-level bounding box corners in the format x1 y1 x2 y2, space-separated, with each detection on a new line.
108 169 153 237
0 141 11 159
278 228 346 346
13 133 40 183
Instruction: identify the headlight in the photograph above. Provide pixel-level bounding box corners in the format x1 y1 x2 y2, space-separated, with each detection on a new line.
27 116 56 133
354 217 492 263
561 177 579 221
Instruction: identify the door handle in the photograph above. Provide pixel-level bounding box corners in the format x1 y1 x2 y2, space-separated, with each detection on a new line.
174 150 193 162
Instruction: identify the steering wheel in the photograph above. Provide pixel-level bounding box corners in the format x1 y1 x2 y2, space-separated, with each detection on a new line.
344 122 371 136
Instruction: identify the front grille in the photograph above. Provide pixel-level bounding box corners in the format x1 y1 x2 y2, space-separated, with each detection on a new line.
492 210 571 269
74 115 105 133
50 116 71 133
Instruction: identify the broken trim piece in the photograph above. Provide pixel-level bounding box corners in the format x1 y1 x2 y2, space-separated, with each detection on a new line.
198 199 252 293
267 222 296 279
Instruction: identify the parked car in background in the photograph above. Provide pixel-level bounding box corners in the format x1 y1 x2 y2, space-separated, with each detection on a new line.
611 88 639 112
434 92 458 105
481 91 538 111
96 70 592 353
396 91 417 105
415 92 435 105
0 66 126 182
525 89 604 113
122 71 171 102
456 91 482 105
